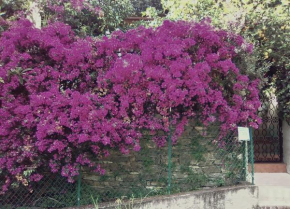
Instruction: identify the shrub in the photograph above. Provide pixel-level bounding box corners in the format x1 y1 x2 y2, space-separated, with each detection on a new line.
0 19 260 193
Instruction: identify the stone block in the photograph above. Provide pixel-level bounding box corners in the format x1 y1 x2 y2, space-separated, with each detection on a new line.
208 173 225 179
83 175 101 181
212 159 222 165
122 175 140 182
130 172 139 175
202 166 221 174
204 153 215 159
179 154 192 164
102 161 113 164
90 181 106 187
189 166 203 173
116 176 123 181
128 164 143 171
150 181 160 186
173 173 188 179
190 159 199 165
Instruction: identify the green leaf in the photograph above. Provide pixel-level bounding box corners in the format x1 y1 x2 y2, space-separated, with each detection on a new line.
18 75 24 85
22 68 33 73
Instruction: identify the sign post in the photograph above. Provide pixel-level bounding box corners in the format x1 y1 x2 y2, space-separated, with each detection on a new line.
238 127 250 182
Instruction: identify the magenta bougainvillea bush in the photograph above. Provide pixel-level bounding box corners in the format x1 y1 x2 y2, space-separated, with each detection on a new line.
0 19 261 193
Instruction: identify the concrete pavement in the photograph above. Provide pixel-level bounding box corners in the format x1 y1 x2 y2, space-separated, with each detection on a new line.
255 173 290 207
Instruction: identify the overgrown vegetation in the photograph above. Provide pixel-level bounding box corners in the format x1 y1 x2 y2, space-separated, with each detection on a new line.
0 0 135 36
142 0 290 121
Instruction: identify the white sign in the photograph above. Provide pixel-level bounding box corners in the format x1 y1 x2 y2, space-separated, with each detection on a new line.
238 127 250 141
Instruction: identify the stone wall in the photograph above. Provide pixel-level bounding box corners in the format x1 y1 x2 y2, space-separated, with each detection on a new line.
82 124 245 202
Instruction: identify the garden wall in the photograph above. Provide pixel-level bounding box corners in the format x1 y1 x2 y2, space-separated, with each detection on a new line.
81 123 246 202
0 124 248 208
66 185 259 209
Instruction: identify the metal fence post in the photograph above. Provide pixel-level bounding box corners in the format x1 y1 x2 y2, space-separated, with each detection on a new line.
242 141 246 181
249 127 255 185
168 118 172 194
244 140 249 181
77 169 82 207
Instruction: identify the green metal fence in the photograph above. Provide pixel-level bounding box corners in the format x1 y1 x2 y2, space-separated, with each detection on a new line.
0 125 254 209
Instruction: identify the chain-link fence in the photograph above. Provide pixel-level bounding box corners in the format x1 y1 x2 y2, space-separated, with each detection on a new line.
0 125 254 209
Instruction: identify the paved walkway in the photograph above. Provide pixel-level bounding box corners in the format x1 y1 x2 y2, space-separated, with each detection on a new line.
255 173 290 207
255 173 290 187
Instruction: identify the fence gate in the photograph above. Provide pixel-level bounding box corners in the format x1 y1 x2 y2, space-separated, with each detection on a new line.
253 93 283 162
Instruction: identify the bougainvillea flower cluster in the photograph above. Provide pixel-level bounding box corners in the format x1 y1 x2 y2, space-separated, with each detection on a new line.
0 19 261 193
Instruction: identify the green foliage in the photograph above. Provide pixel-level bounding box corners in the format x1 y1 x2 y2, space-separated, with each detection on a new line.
189 134 207 162
0 0 30 20
215 177 225 187
171 172 208 193
99 175 109 182
40 0 135 36
139 141 155 170
0 0 135 37
91 196 99 209
239 1 290 121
